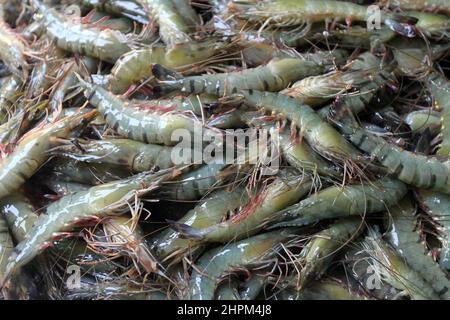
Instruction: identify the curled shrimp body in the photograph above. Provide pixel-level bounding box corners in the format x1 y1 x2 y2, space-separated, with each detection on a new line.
1 167 181 286
153 186 248 263
273 178 407 227
295 218 362 290
170 170 313 242
360 227 439 300
189 229 296 300
33 0 132 63
337 123 450 194
385 196 450 299
107 41 230 93
241 90 356 160
0 110 97 200
0 18 28 81
405 110 441 133
0 193 38 243
416 189 450 271
155 50 348 96
139 0 196 45
80 81 204 146
55 138 179 172
427 72 450 157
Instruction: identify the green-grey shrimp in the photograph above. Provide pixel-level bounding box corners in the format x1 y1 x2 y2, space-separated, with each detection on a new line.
273 177 407 227
1 167 182 286
360 227 439 300
385 196 450 299
33 0 132 63
154 50 348 96
138 0 197 45
336 122 450 194
80 80 209 146
55 138 179 172
107 41 234 93
0 110 97 200
170 170 313 242
240 90 357 160
291 218 363 290
189 229 297 300
152 186 249 263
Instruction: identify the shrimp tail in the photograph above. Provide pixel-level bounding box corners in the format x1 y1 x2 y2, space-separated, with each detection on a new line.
166 220 205 240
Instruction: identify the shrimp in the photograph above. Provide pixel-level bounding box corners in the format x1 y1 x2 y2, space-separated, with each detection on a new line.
240 90 357 160
80 80 209 146
1 166 182 286
55 138 179 172
404 110 441 133
154 50 348 96
170 170 313 242
281 69 370 107
0 215 14 288
189 229 297 300
272 177 407 227
32 0 132 63
0 75 22 125
358 227 439 300
391 39 450 77
48 56 98 114
278 130 341 179
415 189 450 271
280 278 368 300
404 11 450 39
81 0 150 25
317 52 397 118
107 40 234 93
228 0 416 35
42 158 132 186
43 179 91 196
87 215 159 274
385 196 450 299
0 193 38 243
0 110 97 200
215 281 240 300
0 17 28 81
385 0 450 13
283 52 394 108
426 72 450 157
240 274 266 300
138 0 196 45
157 163 239 201
153 186 249 263
336 122 450 194
291 218 363 290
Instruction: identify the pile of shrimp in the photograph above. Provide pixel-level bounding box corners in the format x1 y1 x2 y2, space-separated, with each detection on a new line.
0 0 450 300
